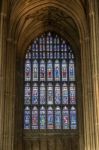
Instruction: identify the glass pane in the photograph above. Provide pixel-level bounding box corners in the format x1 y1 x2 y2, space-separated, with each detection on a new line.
25 83 31 97
55 84 61 104
24 106 31 129
54 60 60 81
32 84 38 104
70 107 77 129
32 60 38 81
62 60 67 81
47 83 53 105
62 84 68 104
62 107 69 129
47 60 53 81
47 107 53 129
25 60 31 81
32 107 38 129
55 107 61 129
40 60 45 81
70 83 76 104
40 107 46 129
69 60 75 81
40 84 46 104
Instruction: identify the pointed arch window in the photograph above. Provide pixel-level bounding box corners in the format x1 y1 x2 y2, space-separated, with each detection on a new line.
24 32 77 131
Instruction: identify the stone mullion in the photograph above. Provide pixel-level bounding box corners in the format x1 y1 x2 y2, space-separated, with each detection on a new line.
80 37 95 150
3 39 16 150
89 10 99 150
0 13 7 150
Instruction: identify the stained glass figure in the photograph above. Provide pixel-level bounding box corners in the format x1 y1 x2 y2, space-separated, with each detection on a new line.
32 84 38 104
32 107 38 129
47 60 53 81
62 84 68 104
62 60 67 81
24 106 31 129
70 107 77 129
62 107 69 129
47 83 53 105
54 60 60 81
55 107 61 129
40 60 45 81
25 60 31 81
47 107 53 129
55 84 61 104
40 106 46 129
69 60 75 81
40 83 46 104
25 83 31 97
70 83 76 104
32 60 38 81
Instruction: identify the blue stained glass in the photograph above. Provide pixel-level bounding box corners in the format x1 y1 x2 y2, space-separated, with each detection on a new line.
33 60 38 81
47 107 53 129
25 83 31 97
47 84 53 104
62 60 67 81
40 107 46 129
24 106 31 129
55 107 61 129
40 60 45 81
70 107 77 129
47 60 53 81
62 107 69 129
62 84 68 104
32 84 38 104
54 60 60 81
69 60 75 81
55 84 61 104
32 107 38 129
25 60 31 81
40 84 46 104
70 83 76 104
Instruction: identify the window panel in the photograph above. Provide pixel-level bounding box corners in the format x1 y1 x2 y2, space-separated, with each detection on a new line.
62 60 67 81
32 60 38 81
24 106 31 129
62 107 69 129
62 84 68 104
70 83 76 104
55 84 61 104
40 107 46 129
32 107 38 129
54 60 60 81
55 107 61 129
32 84 38 104
47 60 53 81
25 60 31 81
69 60 75 81
47 107 53 129
47 83 53 105
70 107 77 129
40 60 45 81
40 83 46 104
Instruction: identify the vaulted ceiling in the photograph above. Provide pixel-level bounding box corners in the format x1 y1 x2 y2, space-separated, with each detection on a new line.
2 0 89 57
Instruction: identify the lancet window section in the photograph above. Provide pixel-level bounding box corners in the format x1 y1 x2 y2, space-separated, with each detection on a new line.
24 32 77 131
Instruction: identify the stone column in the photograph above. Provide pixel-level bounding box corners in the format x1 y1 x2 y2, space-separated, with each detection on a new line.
0 12 7 150
2 38 16 150
88 0 99 149
80 36 96 150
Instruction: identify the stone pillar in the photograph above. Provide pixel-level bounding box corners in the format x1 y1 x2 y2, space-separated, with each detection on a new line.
88 0 99 149
80 36 96 150
2 39 16 150
0 12 7 150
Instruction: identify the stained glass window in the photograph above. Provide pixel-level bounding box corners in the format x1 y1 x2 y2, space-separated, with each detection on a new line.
32 60 38 81
25 60 31 81
40 83 46 104
32 84 38 104
32 107 38 129
24 32 77 131
47 107 53 129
